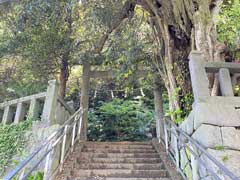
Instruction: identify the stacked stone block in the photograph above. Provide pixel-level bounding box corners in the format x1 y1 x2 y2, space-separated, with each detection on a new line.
180 51 240 179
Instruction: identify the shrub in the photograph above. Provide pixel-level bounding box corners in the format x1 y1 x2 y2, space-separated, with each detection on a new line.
88 98 154 141
0 118 33 176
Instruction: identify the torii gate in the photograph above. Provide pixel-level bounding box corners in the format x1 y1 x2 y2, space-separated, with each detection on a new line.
79 61 163 140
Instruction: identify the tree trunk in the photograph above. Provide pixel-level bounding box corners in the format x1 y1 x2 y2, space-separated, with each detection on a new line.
137 0 222 114
59 54 70 98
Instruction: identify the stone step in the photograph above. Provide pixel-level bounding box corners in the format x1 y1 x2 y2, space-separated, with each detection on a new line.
65 177 171 180
84 142 152 145
79 152 159 159
77 157 162 164
72 169 168 178
81 148 156 154
75 163 164 170
83 144 153 149
54 141 178 180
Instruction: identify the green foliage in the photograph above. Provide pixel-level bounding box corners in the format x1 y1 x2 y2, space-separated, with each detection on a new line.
12 171 44 180
180 92 193 117
234 85 240 96
165 89 193 124
0 118 33 175
166 108 184 124
218 0 240 54
88 98 154 141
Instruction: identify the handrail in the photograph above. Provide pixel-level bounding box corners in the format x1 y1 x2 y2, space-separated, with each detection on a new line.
163 117 240 180
3 108 84 180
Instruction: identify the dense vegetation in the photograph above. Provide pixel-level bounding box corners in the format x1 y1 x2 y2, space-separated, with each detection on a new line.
88 98 155 141
218 0 240 59
0 118 32 175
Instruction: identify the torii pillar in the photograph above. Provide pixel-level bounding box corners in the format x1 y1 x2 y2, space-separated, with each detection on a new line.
80 61 91 140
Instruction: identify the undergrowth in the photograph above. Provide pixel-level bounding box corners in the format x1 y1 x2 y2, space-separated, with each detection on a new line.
0 118 33 176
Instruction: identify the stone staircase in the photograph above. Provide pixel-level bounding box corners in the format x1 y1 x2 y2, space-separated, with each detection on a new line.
55 141 178 180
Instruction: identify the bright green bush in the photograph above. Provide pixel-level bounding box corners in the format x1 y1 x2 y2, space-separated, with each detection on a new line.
88 98 154 141
0 119 33 175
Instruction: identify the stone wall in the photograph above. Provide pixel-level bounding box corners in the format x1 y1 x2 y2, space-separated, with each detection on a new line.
180 51 240 178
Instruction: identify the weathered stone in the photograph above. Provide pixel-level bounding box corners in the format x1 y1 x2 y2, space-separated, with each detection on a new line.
197 96 240 106
67 100 74 109
206 149 240 178
189 51 210 102
2 106 15 124
180 111 194 135
193 103 240 129
0 92 46 109
55 103 62 124
192 124 222 148
219 68 234 96
14 102 27 124
42 80 59 125
222 127 240 150
28 98 41 119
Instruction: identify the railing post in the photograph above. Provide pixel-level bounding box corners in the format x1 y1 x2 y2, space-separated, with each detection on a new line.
42 80 59 125
77 112 83 140
191 145 199 180
19 168 26 180
60 125 68 172
44 144 53 180
219 68 234 96
28 98 41 119
164 119 169 154
174 129 180 171
71 122 77 152
2 106 14 124
14 102 26 124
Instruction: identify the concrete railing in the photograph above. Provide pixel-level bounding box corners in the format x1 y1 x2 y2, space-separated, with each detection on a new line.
0 93 46 124
0 80 74 125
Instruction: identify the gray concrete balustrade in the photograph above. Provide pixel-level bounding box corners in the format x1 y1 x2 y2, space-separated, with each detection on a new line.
0 80 74 125
0 92 46 124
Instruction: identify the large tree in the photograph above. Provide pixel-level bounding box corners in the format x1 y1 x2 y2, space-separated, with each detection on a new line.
128 0 223 114
0 0 224 113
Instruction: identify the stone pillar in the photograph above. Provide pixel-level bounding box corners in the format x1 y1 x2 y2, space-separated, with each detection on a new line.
55 103 62 124
14 102 27 124
219 68 234 96
28 98 41 119
189 51 210 102
80 61 91 140
42 80 59 125
2 106 15 124
154 79 164 141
